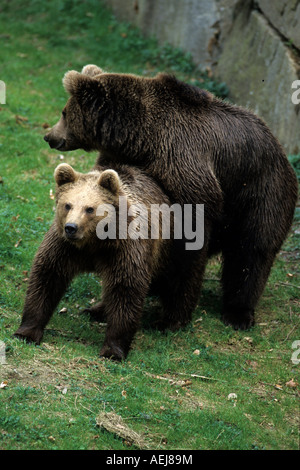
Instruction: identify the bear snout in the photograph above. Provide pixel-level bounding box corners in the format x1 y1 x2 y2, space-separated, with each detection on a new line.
44 134 66 150
65 223 78 238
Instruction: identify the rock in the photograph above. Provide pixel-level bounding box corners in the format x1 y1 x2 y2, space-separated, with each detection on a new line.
104 0 221 67
258 0 300 50
216 9 300 154
103 0 300 153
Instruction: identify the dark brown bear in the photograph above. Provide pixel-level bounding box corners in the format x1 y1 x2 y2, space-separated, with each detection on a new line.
44 65 298 329
14 163 204 360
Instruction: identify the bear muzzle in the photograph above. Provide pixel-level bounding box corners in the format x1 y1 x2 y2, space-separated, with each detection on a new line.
64 223 79 239
44 134 66 150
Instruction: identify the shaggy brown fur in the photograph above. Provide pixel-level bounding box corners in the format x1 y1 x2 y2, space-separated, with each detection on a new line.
44 65 298 329
14 164 205 360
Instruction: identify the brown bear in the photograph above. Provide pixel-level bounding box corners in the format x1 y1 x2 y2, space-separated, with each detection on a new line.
44 64 298 330
14 163 205 360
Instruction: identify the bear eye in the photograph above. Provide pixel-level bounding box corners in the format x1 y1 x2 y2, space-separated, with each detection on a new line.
86 207 94 214
65 203 71 211
62 110 66 118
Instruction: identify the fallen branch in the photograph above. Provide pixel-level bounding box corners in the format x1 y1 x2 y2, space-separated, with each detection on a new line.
96 411 149 449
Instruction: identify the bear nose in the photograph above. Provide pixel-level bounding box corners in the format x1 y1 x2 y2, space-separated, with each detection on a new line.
65 223 78 237
44 134 49 142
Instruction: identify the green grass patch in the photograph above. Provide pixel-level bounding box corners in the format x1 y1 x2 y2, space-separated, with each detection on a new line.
0 0 299 451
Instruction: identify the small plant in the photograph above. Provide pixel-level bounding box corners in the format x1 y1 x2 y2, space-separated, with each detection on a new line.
289 154 300 181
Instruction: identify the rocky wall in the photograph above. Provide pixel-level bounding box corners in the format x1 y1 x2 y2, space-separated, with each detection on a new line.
102 0 300 154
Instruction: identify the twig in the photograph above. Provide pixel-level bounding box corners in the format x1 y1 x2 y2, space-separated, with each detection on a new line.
275 281 300 289
145 370 227 383
143 371 187 386
173 371 227 383
283 325 297 342
216 429 225 440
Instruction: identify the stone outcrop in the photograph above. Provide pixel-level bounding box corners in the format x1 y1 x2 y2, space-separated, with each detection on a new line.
102 0 221 66
216 6 300 154
103 0 300 154
102 0 243 67
258 0 300 50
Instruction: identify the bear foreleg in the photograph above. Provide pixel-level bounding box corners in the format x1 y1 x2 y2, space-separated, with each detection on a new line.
14 225 80 344
100 284 148 360
99 252 152 360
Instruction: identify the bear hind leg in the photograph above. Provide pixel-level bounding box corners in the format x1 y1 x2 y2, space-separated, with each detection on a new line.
158 251 207 331
221 246 275 330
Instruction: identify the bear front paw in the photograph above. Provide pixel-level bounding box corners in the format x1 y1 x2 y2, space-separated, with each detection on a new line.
100 341 127 361
14 325 44 345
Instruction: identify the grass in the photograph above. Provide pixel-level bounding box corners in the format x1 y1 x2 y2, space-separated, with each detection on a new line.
0 0 299 451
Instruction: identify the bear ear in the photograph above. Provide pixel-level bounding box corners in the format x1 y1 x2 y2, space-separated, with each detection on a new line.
54 163 78 186
63 70 101 97
98 170 121 195
81 64 104 77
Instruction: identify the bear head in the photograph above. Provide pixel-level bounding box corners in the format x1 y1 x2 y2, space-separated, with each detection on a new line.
44 65 105 152
44 64 205 155
54 163 121 248
44 64 146 153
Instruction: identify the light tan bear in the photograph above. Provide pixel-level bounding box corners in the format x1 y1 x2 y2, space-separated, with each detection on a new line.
15 163 204 360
